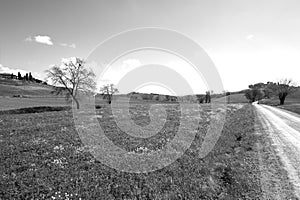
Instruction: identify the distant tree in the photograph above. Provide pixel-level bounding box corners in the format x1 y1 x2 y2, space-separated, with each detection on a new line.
205 91 211 103
245 85 265 103
268 79 296 105
29 72 33 81
99 84 119 104
165 95 170 102
46 57 96 109
17 72 22 80
10 73 14 79
245 89 254 103
23 73 29 81
223 91 231 103
254 89 265 101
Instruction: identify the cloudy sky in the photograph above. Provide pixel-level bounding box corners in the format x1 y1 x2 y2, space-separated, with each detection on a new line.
0 0 300 93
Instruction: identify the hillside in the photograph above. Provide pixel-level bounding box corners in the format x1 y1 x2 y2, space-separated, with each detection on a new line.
0 79 55 97
213 93 249 104
0 79 69 110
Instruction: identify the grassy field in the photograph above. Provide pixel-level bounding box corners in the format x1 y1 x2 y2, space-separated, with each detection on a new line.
0 103 262 199
0 79 70 110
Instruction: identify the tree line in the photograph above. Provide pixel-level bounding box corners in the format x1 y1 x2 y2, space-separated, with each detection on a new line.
244 79 296 105
46 56 297 109
12 71 46 84
47 57 215 109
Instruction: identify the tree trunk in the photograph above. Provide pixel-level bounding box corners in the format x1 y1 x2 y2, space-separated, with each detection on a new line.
279 93 287 105
279 96 286 105
74 98 80 109
108 95 112 104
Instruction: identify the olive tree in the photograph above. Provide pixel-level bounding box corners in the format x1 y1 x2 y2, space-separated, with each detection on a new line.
46 57 96 109
268 79 296 105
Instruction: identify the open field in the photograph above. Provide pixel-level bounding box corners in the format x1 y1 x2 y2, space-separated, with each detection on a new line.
0 103 264 199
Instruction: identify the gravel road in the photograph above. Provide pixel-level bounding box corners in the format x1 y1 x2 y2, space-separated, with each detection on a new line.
255 103 300 199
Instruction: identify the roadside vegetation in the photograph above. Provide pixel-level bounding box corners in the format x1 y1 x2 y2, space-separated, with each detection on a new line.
244 79 297 105
260 87 300 115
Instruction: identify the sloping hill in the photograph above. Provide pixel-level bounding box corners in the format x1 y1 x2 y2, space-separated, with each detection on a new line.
213 93 249 104
0 79 69 110
0 79 55 97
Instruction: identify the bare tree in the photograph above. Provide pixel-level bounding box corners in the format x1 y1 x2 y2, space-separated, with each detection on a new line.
46 57 96 109
99 84 119 104
268 79 296 105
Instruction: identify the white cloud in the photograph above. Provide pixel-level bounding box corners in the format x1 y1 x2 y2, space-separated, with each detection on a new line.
24 35 53 45
60 43 76 48
34 35 53 45
246 34 254 40
25 35 76 48
0 64 44 80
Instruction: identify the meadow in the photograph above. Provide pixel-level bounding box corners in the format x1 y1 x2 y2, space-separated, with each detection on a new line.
0 103 263 199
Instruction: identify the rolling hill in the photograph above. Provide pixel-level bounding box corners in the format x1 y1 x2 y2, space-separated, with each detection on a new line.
0 79 55 97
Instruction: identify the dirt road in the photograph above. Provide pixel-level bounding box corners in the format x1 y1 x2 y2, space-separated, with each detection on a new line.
255 103 300 199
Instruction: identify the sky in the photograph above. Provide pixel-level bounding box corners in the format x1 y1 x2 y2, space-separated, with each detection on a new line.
0 0 300 94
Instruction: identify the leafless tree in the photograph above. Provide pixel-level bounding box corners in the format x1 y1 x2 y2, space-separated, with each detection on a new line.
46 57 96 109
99 84 119 104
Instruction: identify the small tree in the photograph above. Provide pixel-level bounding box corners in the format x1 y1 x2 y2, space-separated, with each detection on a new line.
99 84 119 104
205 91 211 103
46 57 96 109
268 79 296 105
245 89 254 103
29 72 33 81
24 73 29 81
245 84 265 103
18 72 22 80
